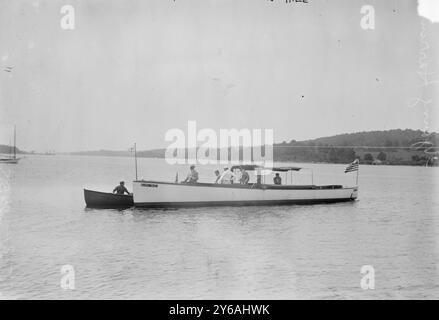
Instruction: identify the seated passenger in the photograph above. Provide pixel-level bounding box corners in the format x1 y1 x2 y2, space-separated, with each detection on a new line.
182 165 199 183
240 168 250 184
214 170 221 183
233 168 242 184
273 173 282 185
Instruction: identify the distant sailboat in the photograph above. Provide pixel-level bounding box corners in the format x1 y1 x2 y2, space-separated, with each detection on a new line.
0 126 20 164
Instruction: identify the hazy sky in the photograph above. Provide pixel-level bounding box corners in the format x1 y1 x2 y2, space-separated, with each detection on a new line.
0 0 438 152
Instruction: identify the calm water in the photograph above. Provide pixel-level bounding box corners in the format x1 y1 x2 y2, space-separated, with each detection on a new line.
0 155 438 299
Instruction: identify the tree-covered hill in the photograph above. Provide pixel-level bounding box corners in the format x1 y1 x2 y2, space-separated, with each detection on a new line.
299 129 438 148
275 129 438 165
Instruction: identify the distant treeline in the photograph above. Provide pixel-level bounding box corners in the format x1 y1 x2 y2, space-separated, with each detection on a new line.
0 144 22 154
69 150 132 157
69 129 438 166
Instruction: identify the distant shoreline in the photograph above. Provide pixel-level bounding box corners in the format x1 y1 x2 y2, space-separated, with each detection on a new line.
4 128 438 167
31 152 435 167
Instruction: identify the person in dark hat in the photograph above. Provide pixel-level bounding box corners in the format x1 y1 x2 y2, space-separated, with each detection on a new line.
113 181 130 195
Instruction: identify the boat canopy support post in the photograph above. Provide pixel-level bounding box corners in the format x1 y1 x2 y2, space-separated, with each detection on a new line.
356 165 359 187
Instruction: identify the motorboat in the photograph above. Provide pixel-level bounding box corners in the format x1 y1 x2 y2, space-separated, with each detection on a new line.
132 165 358 208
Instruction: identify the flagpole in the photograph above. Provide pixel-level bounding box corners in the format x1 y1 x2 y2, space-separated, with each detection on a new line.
134 143 138 181
13 125 16 159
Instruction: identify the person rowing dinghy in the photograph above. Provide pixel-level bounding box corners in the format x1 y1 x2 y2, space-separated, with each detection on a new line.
113 181 130 195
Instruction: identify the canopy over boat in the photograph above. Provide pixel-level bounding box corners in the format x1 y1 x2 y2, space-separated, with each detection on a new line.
271 166 302 172
230 164 262 171
230 165 302 172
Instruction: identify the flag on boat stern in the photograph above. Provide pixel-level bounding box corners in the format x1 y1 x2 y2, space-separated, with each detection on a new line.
345 159 359 173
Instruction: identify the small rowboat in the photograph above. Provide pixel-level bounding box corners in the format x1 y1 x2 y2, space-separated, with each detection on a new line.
84 189 133 208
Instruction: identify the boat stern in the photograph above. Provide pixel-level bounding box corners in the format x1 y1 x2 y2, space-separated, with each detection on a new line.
350 187 359 200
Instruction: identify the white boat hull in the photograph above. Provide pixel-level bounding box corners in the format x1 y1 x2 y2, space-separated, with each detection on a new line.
133 181 358 208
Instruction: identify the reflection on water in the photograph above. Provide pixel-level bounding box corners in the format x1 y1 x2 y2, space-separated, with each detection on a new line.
0 155 438 299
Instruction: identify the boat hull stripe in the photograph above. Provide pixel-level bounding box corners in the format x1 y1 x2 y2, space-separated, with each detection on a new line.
134 198 356 208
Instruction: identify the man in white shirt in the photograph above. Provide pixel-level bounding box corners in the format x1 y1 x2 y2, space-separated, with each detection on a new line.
234 168 242 184
218 167 237 184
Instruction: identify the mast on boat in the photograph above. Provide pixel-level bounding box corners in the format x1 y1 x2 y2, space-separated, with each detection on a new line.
134 142 138 180
13 125 16 159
